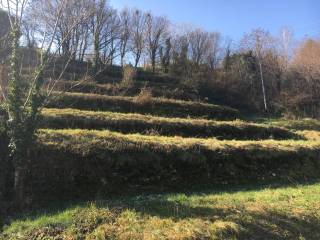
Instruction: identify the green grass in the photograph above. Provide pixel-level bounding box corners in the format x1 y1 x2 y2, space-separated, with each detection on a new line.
40 108 301 140
257 118 320 131
47 92 239 120
2 183 320 239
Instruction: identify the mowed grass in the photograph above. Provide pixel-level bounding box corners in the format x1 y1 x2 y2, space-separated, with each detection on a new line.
2 183 320 240
47 92 239 120
40 108 301 140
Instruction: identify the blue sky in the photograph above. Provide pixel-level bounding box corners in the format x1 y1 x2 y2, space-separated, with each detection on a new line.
110 0 319 41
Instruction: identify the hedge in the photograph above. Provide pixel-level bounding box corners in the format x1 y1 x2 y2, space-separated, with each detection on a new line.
41 108 301 140
19 129 320 201
47 92 240 120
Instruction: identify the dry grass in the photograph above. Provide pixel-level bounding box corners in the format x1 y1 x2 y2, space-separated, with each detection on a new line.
298 130 320 141
38 128 320 150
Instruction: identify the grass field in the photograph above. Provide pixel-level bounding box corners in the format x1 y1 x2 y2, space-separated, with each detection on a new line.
2 183 320 239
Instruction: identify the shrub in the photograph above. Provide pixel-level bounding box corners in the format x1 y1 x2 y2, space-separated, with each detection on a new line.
120 65 136 89
134 86 153 105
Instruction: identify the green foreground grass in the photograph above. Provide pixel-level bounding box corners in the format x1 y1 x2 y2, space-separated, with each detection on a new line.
40 108 301 140
2 183 320 239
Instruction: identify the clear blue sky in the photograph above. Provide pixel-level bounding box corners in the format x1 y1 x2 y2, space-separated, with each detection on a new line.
110 0 319 41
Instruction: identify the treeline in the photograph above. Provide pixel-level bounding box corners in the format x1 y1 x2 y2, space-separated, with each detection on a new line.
0 1 319 117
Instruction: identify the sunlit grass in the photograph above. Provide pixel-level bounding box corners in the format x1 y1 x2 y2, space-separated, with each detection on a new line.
2 183 320 239
40 108 301 140
259 118 320 131
47 91 239 120
39 128 320 150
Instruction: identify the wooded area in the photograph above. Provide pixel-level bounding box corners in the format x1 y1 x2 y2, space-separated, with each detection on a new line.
0 1 319 117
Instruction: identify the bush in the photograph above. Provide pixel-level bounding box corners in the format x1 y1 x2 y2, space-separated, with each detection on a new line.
41 108 301 140
120 65 136 89
19 129 320 201
47 92 240 120
134 87 153 105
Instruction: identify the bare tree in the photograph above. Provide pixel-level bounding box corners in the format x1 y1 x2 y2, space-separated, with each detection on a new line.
145 13 169 72
0 8 11 61
100 7 120 65
91 0 108 72
130 9 146 68
77 18 91 61
279 26 294 71
171 34 190 76
206 32 221 71
241 28 275 111
188 28 211 69
159 37 171 73
119 8 131 67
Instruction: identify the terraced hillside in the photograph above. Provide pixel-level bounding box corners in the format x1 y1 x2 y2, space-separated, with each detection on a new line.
1 72 320 239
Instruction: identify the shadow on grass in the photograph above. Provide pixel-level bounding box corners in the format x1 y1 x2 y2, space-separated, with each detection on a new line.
2 181 320 239
121 199 320 240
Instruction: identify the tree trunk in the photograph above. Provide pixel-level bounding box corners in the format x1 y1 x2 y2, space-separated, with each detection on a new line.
13 166 26 207
258 60 268 111
93 30 100 74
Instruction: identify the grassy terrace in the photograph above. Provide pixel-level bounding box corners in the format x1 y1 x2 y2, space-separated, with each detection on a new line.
258 118 320 131
41 108 300 140
53 80 196 100
47 92 239 120
54 80 181 93
2 183 320 239
39 128 320 150
12 128 317 201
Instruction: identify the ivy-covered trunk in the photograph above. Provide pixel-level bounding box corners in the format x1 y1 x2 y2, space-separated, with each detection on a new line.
6 25 37 208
